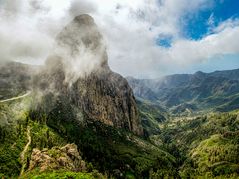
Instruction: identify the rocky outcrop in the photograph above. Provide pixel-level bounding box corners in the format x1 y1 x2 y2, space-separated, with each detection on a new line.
35 14 143 135
28 144 86 172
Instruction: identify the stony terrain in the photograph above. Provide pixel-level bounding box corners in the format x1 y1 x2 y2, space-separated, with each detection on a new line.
29 144 86 172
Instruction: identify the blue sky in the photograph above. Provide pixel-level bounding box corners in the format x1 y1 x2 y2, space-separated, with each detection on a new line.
184 0 239 40
154 0 239 75
177 0 239 74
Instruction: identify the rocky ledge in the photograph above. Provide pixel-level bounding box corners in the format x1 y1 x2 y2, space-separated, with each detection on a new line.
28 144 86 172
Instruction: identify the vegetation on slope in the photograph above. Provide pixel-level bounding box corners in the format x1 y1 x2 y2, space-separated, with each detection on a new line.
20 170 98 179
0 94 179 178
30 96 178 178
1 65 239 178
0 97 98 178
156 111 239 178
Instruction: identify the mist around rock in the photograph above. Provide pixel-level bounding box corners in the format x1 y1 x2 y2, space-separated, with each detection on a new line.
52 14 109 84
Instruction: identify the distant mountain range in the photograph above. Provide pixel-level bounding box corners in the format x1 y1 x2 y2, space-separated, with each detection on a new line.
127 68 239 114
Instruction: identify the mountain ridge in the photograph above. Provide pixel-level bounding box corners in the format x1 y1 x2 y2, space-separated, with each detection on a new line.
127 68 239 114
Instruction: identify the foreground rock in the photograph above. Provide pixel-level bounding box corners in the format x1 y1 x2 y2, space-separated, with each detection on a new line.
29 144 86 172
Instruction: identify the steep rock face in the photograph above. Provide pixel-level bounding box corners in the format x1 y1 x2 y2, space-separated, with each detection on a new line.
70 71 140 131
35 14 143 135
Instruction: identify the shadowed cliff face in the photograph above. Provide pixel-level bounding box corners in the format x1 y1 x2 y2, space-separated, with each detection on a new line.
35 14 143 135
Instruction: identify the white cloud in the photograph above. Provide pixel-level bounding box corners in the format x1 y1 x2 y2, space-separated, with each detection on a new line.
85 0 238 77
207 13 215 28
169 23 239 64
0 0 238 77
